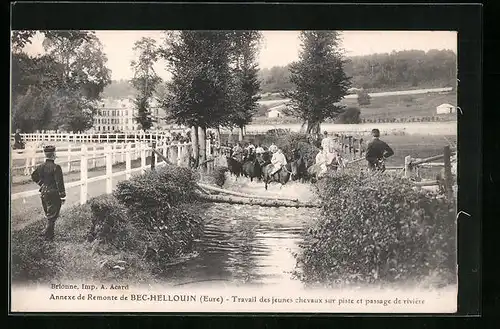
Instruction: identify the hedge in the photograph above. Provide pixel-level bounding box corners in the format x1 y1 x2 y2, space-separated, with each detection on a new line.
294 171 457 288
114 165 204 268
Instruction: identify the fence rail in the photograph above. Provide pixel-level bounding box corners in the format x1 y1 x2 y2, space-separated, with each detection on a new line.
11 141 193 205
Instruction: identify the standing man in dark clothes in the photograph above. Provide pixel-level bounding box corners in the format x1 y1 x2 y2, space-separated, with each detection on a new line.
14 129 25 149
31 145 66 241
365 129 394 171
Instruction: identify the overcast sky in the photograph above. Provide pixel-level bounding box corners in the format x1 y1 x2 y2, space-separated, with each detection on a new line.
22 30 457 81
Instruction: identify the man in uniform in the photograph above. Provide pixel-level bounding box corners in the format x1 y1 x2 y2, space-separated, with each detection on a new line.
14 128 25 149
31 145 66 241
365 128 394 171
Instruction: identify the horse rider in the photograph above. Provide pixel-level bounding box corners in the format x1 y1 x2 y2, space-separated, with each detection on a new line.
14 128 25 149
268 143 278 154
30 145 66 241
270 147 287 176
246 140 256 154
314 146 329 178
365 128 394 171
232 142 244 162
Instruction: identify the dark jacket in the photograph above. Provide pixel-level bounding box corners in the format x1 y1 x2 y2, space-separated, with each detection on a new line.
31 159 66 198
14 132 23 143
365 138 394 162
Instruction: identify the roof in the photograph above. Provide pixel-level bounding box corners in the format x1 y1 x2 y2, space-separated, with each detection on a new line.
437 103 455 108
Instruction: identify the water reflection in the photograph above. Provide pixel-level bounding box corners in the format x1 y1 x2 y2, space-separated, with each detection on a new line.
165 202 319 288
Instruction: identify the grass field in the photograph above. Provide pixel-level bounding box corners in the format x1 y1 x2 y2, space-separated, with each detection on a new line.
340 91 457 121
254 91 457 125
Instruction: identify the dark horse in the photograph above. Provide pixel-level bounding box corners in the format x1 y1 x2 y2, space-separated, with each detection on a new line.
226 156 243 179
290 148 308 182
242 151 262 182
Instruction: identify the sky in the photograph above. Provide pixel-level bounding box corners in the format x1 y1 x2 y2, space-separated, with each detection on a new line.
21 30 457 81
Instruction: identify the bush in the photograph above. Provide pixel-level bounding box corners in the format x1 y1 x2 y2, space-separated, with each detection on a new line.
336 107 362 124
357 89 371 106
114 165 204 266
295 172 457 288
114 165 198 218
271 133 320 166
86 195 131 248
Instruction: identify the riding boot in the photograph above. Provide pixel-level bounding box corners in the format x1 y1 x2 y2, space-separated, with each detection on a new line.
44 218 56 241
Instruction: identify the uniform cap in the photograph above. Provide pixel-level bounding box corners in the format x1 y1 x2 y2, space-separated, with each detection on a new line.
43 145 56 153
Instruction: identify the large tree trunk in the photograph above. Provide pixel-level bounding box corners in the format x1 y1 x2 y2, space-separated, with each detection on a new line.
198 126 206 168
306 120 321 141
191 125 199 166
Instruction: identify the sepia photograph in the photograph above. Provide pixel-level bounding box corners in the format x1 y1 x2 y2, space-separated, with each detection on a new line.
10 29 459 313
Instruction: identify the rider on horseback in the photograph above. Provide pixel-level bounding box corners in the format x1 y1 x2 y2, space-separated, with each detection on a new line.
365 128 394 171
269 147 287 176
232 142 244 162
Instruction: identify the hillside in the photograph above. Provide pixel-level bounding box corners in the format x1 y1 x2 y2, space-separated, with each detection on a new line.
102 49 457 99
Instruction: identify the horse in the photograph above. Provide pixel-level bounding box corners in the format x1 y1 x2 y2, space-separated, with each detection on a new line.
261 160 298 190
226 156 243 179
242 152 262 182
290 148 308 182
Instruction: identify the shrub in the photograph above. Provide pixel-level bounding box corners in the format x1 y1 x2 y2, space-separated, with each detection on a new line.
295 172 457 288
86 195 132 248
272 133 320 166
114 165 198 218
212 166 229 187
336 107 362 124
114 165 204 266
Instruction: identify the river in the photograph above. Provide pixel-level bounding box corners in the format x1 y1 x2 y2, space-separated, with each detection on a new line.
164 178 320 288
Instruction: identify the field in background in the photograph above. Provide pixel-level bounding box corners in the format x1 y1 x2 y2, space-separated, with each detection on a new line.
254 91 457 124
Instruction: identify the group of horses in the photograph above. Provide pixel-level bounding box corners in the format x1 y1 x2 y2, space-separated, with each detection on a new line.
225 148 308 190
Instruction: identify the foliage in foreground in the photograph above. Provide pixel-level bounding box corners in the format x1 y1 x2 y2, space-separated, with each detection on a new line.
294 171 457 288
114 165 204 268
11 165 206 283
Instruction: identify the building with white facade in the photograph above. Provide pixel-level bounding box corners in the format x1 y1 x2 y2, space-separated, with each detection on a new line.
436 103 456 115
91 98 167 133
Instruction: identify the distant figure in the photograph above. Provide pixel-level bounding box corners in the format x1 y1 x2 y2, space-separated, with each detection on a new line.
30 145 66 241
270 147 287 176
13 128 25 149
365 128 394 171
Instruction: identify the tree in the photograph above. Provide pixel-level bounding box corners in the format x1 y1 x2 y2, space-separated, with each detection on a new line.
130 37 162 132
11 31 112 132
357 89 371 106
284 31 351 139
227 31 263 140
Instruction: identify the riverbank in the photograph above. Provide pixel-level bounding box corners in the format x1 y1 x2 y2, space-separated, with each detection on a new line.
11 165 205 285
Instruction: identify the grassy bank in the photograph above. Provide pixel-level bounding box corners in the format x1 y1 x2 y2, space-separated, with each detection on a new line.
11 165 206 284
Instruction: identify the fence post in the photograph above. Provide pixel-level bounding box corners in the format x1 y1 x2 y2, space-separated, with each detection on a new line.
151 142 156 170
177 143 182 166
443 145 454 199
92 146 97 168
30 147 36 174
140 143 147 174
359 138 363 158
105 144 113 194
67 144 72 173
80 145 88 205
125 143 132 180
404 155 412 178
112 143 117 164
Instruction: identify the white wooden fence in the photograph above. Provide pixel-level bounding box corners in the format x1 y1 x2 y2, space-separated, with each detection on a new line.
11 131 174 144
11 141 192 205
